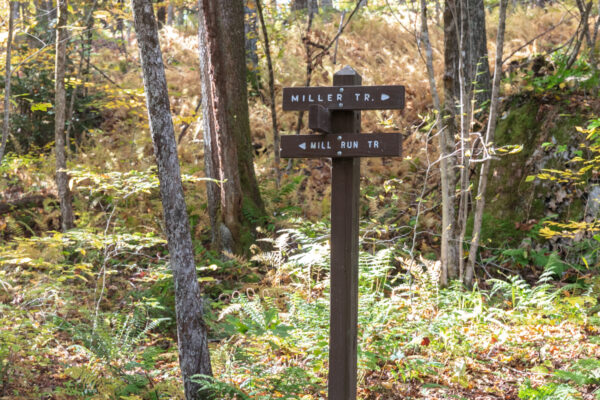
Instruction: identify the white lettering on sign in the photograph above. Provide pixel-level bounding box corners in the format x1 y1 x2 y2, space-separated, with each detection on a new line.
337 94 342 101
310 141 331 150
354 93 372 101
341 141 359 149
328 94 333 101
292 95 299 102
368 140 379 149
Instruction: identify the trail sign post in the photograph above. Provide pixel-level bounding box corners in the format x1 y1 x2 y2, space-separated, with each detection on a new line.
281 66 404 400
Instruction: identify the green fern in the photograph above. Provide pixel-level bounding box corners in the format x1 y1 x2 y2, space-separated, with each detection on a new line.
518 379 580 400
192 374 251 400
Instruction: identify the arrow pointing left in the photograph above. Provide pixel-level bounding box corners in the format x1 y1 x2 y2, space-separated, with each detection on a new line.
299 142 307 150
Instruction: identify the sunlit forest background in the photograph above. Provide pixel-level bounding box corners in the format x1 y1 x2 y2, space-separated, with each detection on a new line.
1 0 600 398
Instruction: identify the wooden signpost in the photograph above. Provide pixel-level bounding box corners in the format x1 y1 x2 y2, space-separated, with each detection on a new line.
281 66 404 400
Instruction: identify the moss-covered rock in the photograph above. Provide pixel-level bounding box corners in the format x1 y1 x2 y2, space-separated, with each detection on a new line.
481 94 592 246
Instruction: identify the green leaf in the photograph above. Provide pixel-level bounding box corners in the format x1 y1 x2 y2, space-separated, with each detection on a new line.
30 102 53 112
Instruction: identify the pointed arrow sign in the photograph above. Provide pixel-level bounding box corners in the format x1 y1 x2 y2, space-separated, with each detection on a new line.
283 85 404 110
299 142 307 150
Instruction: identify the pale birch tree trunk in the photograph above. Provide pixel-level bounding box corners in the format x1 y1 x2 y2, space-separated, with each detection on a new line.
131 1 213 398
0 1 16 164
55 0 75 231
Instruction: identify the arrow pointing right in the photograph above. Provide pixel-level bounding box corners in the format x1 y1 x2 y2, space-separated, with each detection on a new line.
299 142 306 150
381 93 390 101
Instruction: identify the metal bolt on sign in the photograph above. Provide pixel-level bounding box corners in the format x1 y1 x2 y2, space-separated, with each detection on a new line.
281 66 404 400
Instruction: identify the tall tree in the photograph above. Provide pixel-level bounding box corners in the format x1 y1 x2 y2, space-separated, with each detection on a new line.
130 0 213 398
255 0 281 187
55 0 75 231
465 0 508 286
292 0 307 11
0 1 16 164
439 0 461 285
198 0 265 255
469 0 492 111
244 1 259 88
437 0 493 285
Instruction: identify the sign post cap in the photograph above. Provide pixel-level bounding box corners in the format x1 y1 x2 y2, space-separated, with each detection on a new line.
335 65 361 78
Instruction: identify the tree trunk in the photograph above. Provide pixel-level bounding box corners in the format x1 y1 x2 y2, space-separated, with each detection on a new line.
167 1 174 25
130 1 213 399
55 0 75 231
256 0 281 187
292 0 307 11
440 0 461 285
308 0 319 14
468 0 492 111
244 1 260 90
465 0 508 286
156 5 166 28
440 0 490 285
198 0 266 255
0 1 16 164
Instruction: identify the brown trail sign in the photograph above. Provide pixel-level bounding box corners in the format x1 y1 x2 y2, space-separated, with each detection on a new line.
280 66 404 400
283 84 405 110
280 133 401 158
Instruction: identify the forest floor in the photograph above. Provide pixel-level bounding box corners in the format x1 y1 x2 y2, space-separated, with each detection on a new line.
2 3 600 400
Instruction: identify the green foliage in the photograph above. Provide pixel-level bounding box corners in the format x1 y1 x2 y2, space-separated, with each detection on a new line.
522 52 599 94
518 379 580 400
60 309 175 399
488 274 555 311
555 358 600 386
9 52 101 154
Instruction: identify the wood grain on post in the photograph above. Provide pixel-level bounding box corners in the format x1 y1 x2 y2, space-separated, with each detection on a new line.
329 65 361 400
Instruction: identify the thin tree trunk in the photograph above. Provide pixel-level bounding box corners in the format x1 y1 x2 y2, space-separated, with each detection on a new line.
245 2 260 91
167 1 174 25
0 1 16 164
198 12 223 251
130 1 213 399
420 0 441 112
465 0 508 286
256 0 281 188
295 11 314 136
66 0 98 155
457 0 471 281
440 0 461 285
55 0 75 231
567 0 593 69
